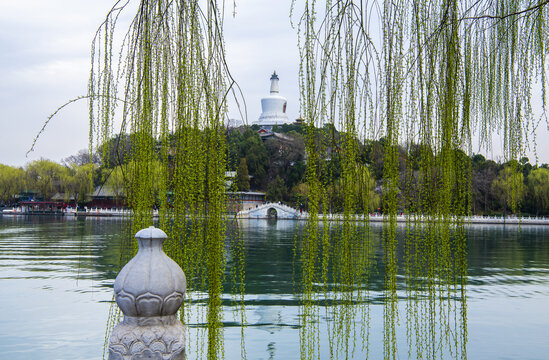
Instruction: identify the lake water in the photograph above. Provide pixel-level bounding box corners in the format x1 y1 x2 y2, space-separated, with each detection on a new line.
0 216 548 359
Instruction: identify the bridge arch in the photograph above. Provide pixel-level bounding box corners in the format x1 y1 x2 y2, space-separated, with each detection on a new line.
267 207 277 219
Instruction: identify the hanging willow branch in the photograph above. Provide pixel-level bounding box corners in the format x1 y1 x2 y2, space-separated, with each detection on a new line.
295 0 549 359
88 1 245 359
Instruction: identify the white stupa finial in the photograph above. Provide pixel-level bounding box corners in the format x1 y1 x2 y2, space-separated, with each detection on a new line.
270 71 279 94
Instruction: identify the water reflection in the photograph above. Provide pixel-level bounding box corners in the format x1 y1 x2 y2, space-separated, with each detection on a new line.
1 216 549 359
0 216 124 360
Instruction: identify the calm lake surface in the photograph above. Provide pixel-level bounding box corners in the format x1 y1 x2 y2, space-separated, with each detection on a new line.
0 216 548 359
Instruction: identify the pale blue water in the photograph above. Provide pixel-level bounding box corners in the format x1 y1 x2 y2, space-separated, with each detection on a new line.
0 216 548 359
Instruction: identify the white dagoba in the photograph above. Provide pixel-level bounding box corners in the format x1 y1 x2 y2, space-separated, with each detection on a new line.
256 71 290 129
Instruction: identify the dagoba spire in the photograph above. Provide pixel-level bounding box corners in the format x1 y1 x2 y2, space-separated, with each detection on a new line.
270 71 279 94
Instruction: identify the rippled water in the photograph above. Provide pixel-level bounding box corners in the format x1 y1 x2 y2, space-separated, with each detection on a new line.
0 216 548 359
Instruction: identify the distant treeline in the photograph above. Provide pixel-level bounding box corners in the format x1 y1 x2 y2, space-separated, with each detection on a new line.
2 124 548 216
225 124 549 216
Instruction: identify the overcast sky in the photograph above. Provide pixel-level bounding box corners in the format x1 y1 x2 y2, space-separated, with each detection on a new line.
1 0 548 167
0 0 300 167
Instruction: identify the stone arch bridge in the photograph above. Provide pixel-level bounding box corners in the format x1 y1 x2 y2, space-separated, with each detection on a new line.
236 202 301 220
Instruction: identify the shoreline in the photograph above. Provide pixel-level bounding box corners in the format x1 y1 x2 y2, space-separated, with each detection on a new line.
3 206 548 225
239 213 549 225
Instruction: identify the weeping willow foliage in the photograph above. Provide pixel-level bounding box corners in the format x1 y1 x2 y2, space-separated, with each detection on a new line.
295 0 549 359
294 1 378 358
88 1 243 359
84 0 549 359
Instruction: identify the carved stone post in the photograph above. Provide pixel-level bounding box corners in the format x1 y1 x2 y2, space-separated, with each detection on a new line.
108 226 186 360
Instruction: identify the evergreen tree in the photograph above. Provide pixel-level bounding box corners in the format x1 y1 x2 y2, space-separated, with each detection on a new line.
236 158 250 191
266 176 287 202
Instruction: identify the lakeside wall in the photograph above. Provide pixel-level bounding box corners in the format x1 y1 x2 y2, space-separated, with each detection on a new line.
3 204 549 225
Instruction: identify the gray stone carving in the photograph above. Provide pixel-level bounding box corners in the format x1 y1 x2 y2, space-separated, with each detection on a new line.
108 226 186 360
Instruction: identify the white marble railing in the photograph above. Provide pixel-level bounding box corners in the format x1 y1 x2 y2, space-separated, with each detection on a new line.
237 205 549 224
3 204 548 225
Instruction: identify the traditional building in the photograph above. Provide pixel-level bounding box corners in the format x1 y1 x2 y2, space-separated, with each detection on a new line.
226 191 266 214
255 71 291 130
293 115 305 126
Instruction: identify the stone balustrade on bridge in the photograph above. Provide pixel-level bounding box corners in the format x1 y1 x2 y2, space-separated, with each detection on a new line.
237 202 302 219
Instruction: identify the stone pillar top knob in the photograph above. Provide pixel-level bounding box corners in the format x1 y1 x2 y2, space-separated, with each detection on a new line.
109 226 186 360
113 226 186 317
135 225 168 240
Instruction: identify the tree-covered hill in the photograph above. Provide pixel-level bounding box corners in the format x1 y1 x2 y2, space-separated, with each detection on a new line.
2 124 548 216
